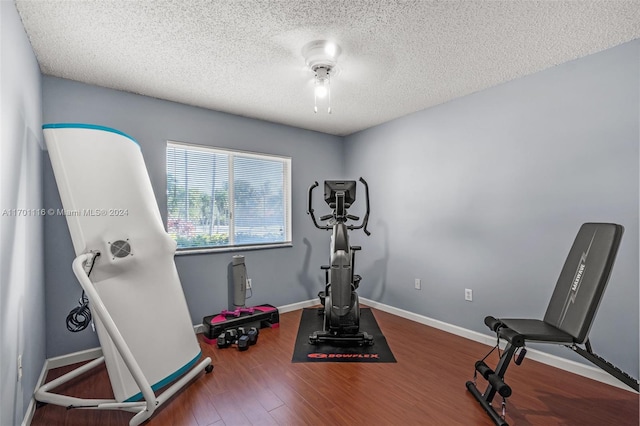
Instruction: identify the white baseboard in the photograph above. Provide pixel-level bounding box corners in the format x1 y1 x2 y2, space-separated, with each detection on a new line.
45 347 103 370
277 298 317 313
360 297 636 393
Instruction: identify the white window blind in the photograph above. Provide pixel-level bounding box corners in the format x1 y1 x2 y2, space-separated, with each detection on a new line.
166 141 291 251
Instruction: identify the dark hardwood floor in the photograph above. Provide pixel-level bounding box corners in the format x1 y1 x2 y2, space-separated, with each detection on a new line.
31 308 639 425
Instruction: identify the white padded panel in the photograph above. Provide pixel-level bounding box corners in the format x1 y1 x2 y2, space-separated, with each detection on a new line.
43 125 201 402
16 1 640 136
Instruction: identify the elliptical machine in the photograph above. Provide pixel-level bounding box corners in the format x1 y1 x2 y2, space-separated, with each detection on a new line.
307 177 373 346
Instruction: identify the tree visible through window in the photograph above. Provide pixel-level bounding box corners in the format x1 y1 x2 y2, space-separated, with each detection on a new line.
166 142 291 251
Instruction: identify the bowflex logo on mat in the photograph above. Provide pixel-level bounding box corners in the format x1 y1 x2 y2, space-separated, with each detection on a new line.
308 353 380 359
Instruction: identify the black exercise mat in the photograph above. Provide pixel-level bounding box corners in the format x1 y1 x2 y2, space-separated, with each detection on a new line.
292 308 397 363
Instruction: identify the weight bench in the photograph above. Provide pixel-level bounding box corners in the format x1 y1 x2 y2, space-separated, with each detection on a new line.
466 223 639 426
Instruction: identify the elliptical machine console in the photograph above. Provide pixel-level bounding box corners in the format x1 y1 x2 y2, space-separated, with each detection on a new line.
307 177 373 346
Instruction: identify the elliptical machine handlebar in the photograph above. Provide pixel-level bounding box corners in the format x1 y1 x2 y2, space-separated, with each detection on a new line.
307 181 328 230
307 178 371 236
352 177 371 236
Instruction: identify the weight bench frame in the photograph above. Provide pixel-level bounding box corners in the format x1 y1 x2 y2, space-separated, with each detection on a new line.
466 223 639 426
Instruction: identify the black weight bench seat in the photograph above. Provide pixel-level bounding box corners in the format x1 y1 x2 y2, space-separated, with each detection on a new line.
466 223 638 426
497 319 574 344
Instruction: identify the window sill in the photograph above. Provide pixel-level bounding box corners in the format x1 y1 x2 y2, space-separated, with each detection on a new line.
175 242 293 256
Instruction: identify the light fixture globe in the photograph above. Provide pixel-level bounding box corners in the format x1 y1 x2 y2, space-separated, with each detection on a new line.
302 40 341 114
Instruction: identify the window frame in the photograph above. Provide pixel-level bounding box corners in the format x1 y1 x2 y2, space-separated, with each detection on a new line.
166 140 292 254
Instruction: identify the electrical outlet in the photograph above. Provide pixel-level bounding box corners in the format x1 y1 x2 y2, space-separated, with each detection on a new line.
465 288 473 301
414 278 421 290
246 278 252 289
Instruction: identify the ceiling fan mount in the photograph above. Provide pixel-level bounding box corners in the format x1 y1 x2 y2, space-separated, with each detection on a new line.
302 40 342 76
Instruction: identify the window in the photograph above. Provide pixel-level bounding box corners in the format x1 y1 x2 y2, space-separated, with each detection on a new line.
166 142 291 252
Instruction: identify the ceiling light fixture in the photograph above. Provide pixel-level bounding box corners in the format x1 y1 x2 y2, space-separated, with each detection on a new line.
302 40 341 114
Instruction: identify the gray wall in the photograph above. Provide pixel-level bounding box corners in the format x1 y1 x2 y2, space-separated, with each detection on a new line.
0 3 46 425
42 76 343 357
344 40 639 377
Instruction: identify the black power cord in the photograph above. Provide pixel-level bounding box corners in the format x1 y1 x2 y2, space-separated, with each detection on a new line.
65 292 91 332
66 252 100 332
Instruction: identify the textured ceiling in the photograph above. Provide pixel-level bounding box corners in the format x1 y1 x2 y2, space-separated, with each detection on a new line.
15 1 640 136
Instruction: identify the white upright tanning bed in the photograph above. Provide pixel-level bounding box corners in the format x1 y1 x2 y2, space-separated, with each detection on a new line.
35 123 212 425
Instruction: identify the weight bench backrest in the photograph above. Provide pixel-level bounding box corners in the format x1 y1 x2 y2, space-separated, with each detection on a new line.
543 223 623 344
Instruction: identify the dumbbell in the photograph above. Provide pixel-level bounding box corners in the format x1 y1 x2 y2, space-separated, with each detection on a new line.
218 328 253 351
237 334 250 351
216 329 237 348
238 326 260 345
216 333 228 348
247 327 259 345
